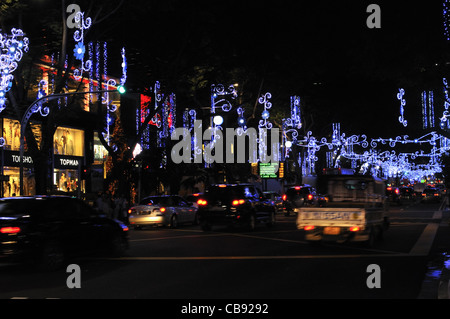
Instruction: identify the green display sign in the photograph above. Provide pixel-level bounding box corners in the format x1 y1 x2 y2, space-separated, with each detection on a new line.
259 163 279 179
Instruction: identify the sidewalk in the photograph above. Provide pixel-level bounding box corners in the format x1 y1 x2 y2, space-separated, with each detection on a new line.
418 200 450 299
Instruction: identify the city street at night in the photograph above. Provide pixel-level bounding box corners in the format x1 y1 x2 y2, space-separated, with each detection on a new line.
1 200 449 300
3 0 450 308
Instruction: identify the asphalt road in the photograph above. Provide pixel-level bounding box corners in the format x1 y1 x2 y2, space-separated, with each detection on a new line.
0 199 449 302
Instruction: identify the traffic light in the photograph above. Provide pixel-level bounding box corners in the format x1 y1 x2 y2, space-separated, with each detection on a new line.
117 85 126 94
81 166 91 180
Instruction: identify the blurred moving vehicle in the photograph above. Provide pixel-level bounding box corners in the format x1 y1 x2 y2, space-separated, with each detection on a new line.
297 174 389 247
421 188 441 203
263 191 284 212
128 195 198 229
0 196 129 270
282 185 321 216
197 184 276 231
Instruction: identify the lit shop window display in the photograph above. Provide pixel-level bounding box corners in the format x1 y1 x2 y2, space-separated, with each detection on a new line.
2 167 35 197
53 127 84 156
54 169 83 193
1 118 41 151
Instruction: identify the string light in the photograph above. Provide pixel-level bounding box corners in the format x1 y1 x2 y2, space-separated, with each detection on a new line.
0 28 29 112
397 88 407 127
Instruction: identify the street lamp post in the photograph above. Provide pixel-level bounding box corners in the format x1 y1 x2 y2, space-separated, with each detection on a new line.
19 89 119 195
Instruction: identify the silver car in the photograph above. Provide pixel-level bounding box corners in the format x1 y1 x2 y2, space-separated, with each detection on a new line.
128 195 198 229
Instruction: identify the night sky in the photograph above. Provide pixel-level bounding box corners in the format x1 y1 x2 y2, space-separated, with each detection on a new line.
111 1 447 138
9 0 450 139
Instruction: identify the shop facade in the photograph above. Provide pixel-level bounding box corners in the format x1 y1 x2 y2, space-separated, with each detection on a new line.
0 118 89 197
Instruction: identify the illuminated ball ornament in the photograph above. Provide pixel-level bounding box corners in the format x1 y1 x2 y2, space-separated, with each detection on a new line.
262 110 270 120
213 115 224 126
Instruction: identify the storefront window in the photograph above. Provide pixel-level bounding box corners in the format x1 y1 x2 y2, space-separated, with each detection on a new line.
2 167 35 197
54 127 84 156
1 118 42 151
93 132 108 164
54 169 83 193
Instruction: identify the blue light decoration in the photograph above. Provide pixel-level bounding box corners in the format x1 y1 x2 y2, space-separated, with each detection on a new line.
73 10 92 81
0 28 29 112
444 0 450 41
440 78 450 129
120 47 127 86
422 91 428 129
397 88 407 127
206 83 237 166
211 84 237 114
282 96 302 159
236 107 247 136
429 91 435 128
258 92 273 163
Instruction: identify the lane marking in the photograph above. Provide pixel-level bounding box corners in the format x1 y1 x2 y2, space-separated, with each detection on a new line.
93 253 412 262
409 222 440 256
130 233 226 243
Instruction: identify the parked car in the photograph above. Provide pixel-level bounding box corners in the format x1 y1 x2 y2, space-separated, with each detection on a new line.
421 188 441 202
263 191 284 212
282 185 319 216
197 184 276 231
0 196 129 271
128 195 198 229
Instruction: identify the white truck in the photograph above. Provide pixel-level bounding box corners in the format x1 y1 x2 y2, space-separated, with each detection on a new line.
296 174 390 246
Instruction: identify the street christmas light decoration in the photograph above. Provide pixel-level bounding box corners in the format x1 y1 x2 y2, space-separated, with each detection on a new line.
0 28 29 113
282 96 302 159
211 84 237 114
73 10 92 81
397 88 407 127
440 78 450 129
444 0 450 41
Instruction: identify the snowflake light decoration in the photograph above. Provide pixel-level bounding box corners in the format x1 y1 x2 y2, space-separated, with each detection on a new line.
0 28 29 112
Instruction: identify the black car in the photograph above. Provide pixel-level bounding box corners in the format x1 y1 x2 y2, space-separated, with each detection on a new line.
386 186 401 205
0 196 129 270
399 186 414 200
197 184 276 231
282 185 319 216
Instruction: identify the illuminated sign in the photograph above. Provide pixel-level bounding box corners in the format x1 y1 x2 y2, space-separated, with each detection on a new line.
259 163 279 179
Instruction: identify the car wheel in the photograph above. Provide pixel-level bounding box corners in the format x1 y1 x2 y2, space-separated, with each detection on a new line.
170 215 178 228
37 241 65 271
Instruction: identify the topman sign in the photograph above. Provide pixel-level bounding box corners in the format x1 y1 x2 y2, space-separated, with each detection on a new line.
54 155 82 169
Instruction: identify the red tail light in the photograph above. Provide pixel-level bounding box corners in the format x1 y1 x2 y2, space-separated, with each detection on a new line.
307 194 313 200
282 194 287 201
304 225 315 231
0 226 21 234
197 199 208 206
232 199 245 206
160 207 166 212
395 188 399 194
349 226 360 232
